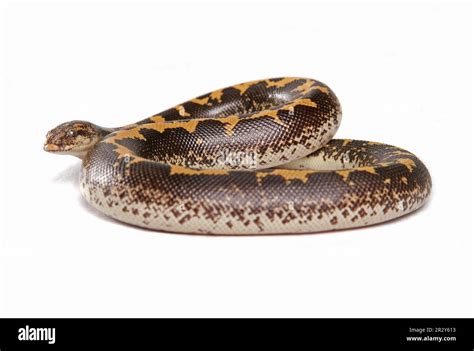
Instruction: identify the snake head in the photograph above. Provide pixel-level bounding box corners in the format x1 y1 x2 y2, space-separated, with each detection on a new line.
44 120 110 159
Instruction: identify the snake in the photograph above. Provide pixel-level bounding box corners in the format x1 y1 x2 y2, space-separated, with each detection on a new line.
44 77 431 235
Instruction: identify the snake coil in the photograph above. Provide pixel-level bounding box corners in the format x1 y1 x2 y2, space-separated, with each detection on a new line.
44 77 431 234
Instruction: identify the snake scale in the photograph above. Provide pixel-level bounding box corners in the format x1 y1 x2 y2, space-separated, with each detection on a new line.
44 77 431 235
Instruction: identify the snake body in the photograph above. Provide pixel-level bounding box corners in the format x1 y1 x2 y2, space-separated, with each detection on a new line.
44 77 431 234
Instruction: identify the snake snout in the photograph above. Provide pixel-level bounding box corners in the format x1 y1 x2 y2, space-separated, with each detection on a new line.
44 143 60 152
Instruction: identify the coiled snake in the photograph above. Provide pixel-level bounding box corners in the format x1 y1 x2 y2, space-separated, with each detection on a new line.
44 77 431 235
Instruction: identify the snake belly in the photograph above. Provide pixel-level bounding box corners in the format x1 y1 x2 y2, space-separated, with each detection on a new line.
79 77 431 234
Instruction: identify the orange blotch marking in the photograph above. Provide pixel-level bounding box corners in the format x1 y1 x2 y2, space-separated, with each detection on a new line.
191 97 210 105
337 170 352 182
176 105 191 117
337 167 377 182
210 90 223 102
292 79 329 95
109 128 147 142
150 115 166 123
256 169 317 184
155 120 200 133
115 119 202 137
398 158 416 172
265 77 298 88
233 81 255 95
359 166 378 175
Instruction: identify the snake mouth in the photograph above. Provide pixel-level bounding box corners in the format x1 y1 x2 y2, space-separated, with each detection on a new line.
43 141 94 159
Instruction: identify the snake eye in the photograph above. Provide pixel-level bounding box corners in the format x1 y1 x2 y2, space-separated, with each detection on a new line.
67 129 77 137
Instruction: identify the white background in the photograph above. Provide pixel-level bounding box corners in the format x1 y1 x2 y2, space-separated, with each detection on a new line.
1 1 473 317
